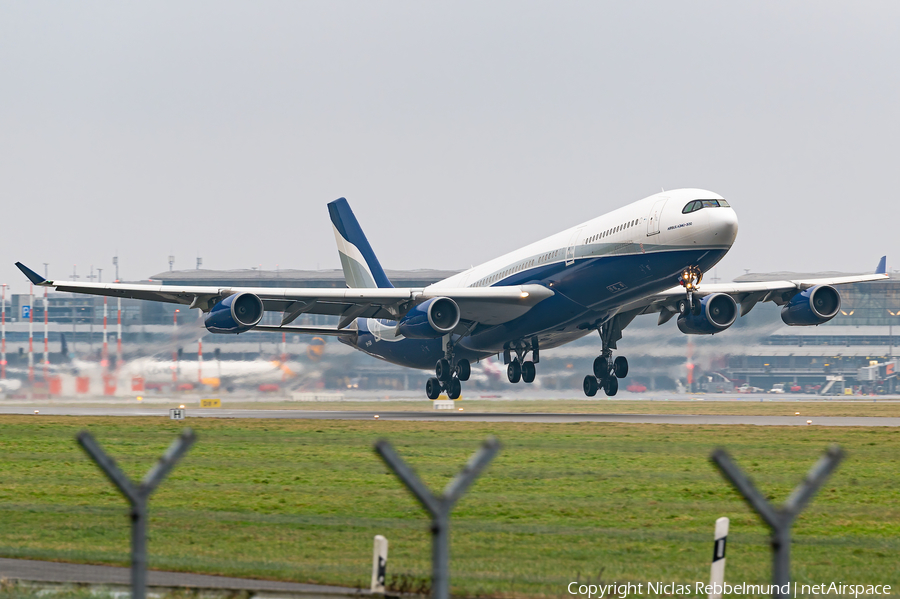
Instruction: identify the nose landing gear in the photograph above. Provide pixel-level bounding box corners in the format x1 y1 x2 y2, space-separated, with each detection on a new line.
679 266 703 315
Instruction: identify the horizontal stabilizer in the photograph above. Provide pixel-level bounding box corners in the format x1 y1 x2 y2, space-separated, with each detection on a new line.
253 325 356 337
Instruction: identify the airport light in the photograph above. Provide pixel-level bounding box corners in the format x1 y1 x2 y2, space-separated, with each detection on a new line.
28 283 34 384
173 309 180 384
1 283 6 380
887 310 900 359
43 285 49 383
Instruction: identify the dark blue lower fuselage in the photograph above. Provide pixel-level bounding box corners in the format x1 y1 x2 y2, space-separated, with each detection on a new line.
340 248 728 369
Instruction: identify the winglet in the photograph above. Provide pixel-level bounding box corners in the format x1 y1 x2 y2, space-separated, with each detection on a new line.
876 256 887 275
15 262 48 285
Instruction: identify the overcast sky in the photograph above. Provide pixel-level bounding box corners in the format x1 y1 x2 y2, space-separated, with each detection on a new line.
1 1 897 294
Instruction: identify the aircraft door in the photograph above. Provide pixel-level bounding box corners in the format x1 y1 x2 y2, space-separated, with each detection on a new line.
565 226 585 266
647 197 668 236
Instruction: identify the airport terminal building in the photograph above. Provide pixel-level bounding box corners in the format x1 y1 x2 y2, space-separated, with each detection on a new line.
3 268 898 392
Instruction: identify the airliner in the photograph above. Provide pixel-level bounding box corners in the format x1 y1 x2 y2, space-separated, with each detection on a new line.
16 189 887 399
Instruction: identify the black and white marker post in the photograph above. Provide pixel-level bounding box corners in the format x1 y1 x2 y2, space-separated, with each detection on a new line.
711 445 844 599
371 534 388 594
375 436 500 599
77 428 197 599
709 517 729 599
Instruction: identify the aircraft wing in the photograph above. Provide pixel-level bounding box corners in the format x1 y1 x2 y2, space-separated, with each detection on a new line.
15 262 554 330
619 257 889 322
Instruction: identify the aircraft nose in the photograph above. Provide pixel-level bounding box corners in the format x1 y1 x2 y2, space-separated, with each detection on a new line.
711 208 739 245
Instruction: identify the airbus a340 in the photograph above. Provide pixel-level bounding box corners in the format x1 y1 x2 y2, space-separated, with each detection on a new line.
17 189 886 399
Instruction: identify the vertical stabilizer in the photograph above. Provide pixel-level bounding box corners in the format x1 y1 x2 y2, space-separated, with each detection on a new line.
328 198 394 289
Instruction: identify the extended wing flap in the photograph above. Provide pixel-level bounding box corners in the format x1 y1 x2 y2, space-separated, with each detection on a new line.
422 284 555 325
16 262 555 328
622 263 888 316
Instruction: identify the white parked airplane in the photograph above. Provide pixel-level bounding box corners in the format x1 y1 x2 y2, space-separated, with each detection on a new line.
17 189 887 399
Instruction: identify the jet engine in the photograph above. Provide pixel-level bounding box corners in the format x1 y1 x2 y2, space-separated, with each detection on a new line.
781 285 841 326
397 297 460 339
204 292 264 334
677 293 738 335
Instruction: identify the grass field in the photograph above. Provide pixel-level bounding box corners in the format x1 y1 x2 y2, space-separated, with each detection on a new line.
0 416 897 597
26 397 900 417
209 398 900 417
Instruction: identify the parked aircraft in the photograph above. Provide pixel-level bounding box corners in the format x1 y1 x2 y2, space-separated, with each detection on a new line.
64 356 301 391
16 189 887 399
15 333 305 393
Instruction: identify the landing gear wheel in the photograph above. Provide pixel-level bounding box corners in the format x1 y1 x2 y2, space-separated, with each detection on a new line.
435 358 452 383
448 377 462 399
593 356 609 379
426 377 442 400
613 356 629 378
604 376 619 396
677 299 688 315
456 359 471 382
521 360 536 384
583 375 599 397
507 359 522 384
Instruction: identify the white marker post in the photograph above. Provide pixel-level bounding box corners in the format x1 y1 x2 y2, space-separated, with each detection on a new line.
709 517 729 599
371 534 388 594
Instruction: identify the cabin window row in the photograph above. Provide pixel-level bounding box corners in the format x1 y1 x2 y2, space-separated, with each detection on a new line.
475 256 541 287
585 218 640 244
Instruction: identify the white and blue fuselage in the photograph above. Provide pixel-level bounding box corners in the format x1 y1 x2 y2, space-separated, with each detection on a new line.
346 189 739 369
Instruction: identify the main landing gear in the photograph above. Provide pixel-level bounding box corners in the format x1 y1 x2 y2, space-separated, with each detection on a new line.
504 337 539 385
425 337 470 400
583 315 631 397
583 353 628 397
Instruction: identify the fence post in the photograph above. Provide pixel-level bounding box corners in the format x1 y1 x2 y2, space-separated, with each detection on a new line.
374 436 500 599
77 428 197 599
710 444 844 598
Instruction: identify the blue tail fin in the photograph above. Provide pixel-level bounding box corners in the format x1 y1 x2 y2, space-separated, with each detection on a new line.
875 256 887 275
327 198 394 289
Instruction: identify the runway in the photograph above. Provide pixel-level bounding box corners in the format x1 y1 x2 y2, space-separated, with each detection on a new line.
0 557 359 596
2 406 898 426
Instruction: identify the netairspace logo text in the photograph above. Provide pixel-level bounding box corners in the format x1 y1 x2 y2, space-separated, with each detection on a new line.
567 581 892 598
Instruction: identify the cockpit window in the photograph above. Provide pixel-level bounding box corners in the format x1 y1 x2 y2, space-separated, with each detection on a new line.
682 199 729 214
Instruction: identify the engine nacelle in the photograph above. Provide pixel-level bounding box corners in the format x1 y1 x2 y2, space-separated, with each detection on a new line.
677 293 738 335
204 292 264 334
397 297 460 339
781 285 841 326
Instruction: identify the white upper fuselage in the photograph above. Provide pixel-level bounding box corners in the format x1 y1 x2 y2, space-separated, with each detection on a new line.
430 189 739 292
